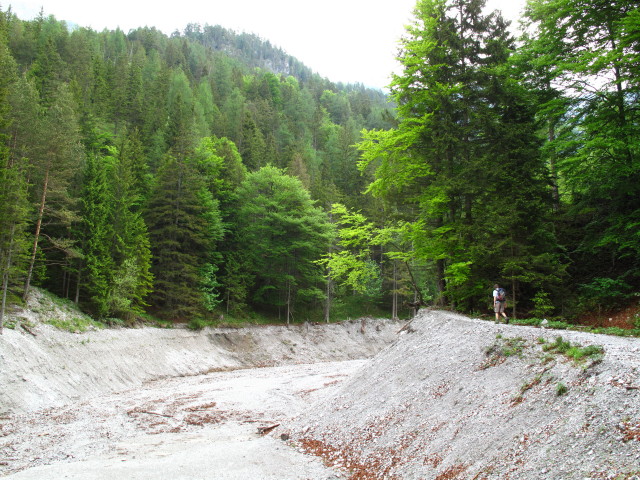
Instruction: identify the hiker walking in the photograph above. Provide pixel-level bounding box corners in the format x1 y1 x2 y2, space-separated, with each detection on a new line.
493 284 508 323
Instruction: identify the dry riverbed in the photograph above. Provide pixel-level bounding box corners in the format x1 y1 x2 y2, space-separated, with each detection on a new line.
3 290 640 479
1 360 361 479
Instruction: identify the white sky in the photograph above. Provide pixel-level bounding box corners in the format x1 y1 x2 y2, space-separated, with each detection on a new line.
7 0 527 90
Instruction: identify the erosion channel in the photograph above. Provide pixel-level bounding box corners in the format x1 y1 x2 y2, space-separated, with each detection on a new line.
1 294 639 479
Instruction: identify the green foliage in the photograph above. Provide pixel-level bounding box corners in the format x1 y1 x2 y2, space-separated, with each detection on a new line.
358 0 563 313
542 336 605 364
2 2 640 323
322 293 389 321
521 0 640 311
146 154 223 320
77 143 154 320
318 204 379 295
497 335 527 358
510 316 640 338
555 382 568 396
482 334 527 369
578 277 632 311
45 315 105 332
199 262 222 311
187 317 211 330
233 166 332 321
80 153 115 316
530 291 554 318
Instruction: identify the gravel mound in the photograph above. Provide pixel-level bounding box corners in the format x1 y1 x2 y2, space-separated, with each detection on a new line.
286 310 640 479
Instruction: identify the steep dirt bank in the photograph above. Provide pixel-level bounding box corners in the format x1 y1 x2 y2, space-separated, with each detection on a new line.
286 310 640 479
1 289 399 416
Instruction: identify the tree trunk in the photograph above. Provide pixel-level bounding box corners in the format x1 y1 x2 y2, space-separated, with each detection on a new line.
74 267 81 304
511 278 517 319
436 258 446 306
23 163 50 301
548 122 560 212
403 260 425 306
324 273 332 323
286 281 291 326
392 261 398 321
0 223 16 334
62 265 69 299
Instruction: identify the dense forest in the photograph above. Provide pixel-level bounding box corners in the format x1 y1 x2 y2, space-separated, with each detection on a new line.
1 0 639 329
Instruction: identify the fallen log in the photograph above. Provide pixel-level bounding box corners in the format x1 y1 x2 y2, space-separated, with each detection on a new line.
257 423 280 435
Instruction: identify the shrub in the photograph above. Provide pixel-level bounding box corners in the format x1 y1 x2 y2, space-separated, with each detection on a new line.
556 382 568 396
46 316 104 332
578 277 632 311
543 336 604 365
531 291 554 318
187 317 211 330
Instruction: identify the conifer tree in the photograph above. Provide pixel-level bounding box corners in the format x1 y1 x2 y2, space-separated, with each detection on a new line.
145 154 223 320
80 153 114 316
0 36 31 332
523 0 640 306
358 0 561 313
23 83 84 300
108 140 153 319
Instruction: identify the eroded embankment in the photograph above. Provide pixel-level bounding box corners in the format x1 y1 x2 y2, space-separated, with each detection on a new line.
286 310 640 480
1 293 399 415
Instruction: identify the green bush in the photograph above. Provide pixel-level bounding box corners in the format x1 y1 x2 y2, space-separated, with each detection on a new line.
512 318 542 327
531 291 554 318
556 382 568 396
46 316 105 332
578 277 632 311
543 336 572 354
543 336 604 364
187 317 211 330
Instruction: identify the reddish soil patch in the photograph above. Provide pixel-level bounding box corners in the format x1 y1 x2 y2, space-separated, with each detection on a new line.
575 303 640 330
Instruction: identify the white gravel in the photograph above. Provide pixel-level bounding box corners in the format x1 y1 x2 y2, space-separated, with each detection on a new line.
1 361 363 479
0 289 398 479
287 310 640 479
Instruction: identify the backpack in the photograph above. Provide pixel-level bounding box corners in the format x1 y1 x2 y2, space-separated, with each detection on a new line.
496 288 506 302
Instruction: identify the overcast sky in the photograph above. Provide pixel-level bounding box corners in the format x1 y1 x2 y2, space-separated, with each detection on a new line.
7 0 527 89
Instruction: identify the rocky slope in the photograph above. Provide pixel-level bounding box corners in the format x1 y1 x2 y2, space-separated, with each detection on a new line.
286 310 640 479
0 289 398 416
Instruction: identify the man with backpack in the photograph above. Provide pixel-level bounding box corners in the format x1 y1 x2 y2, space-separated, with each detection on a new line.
493 284 509 323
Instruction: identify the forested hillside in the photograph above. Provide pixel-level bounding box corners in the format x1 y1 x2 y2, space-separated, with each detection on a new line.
1 0 639 328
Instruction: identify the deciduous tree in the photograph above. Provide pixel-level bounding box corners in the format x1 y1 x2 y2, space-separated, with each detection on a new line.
234 166 332 323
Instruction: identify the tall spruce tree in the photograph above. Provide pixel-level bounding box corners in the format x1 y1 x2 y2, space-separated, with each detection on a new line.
79 153 114 316
523 0 640 309
358 0 561 314
108 139 153 320
23 83 84 300
0 34 31 332
145 154 223 320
